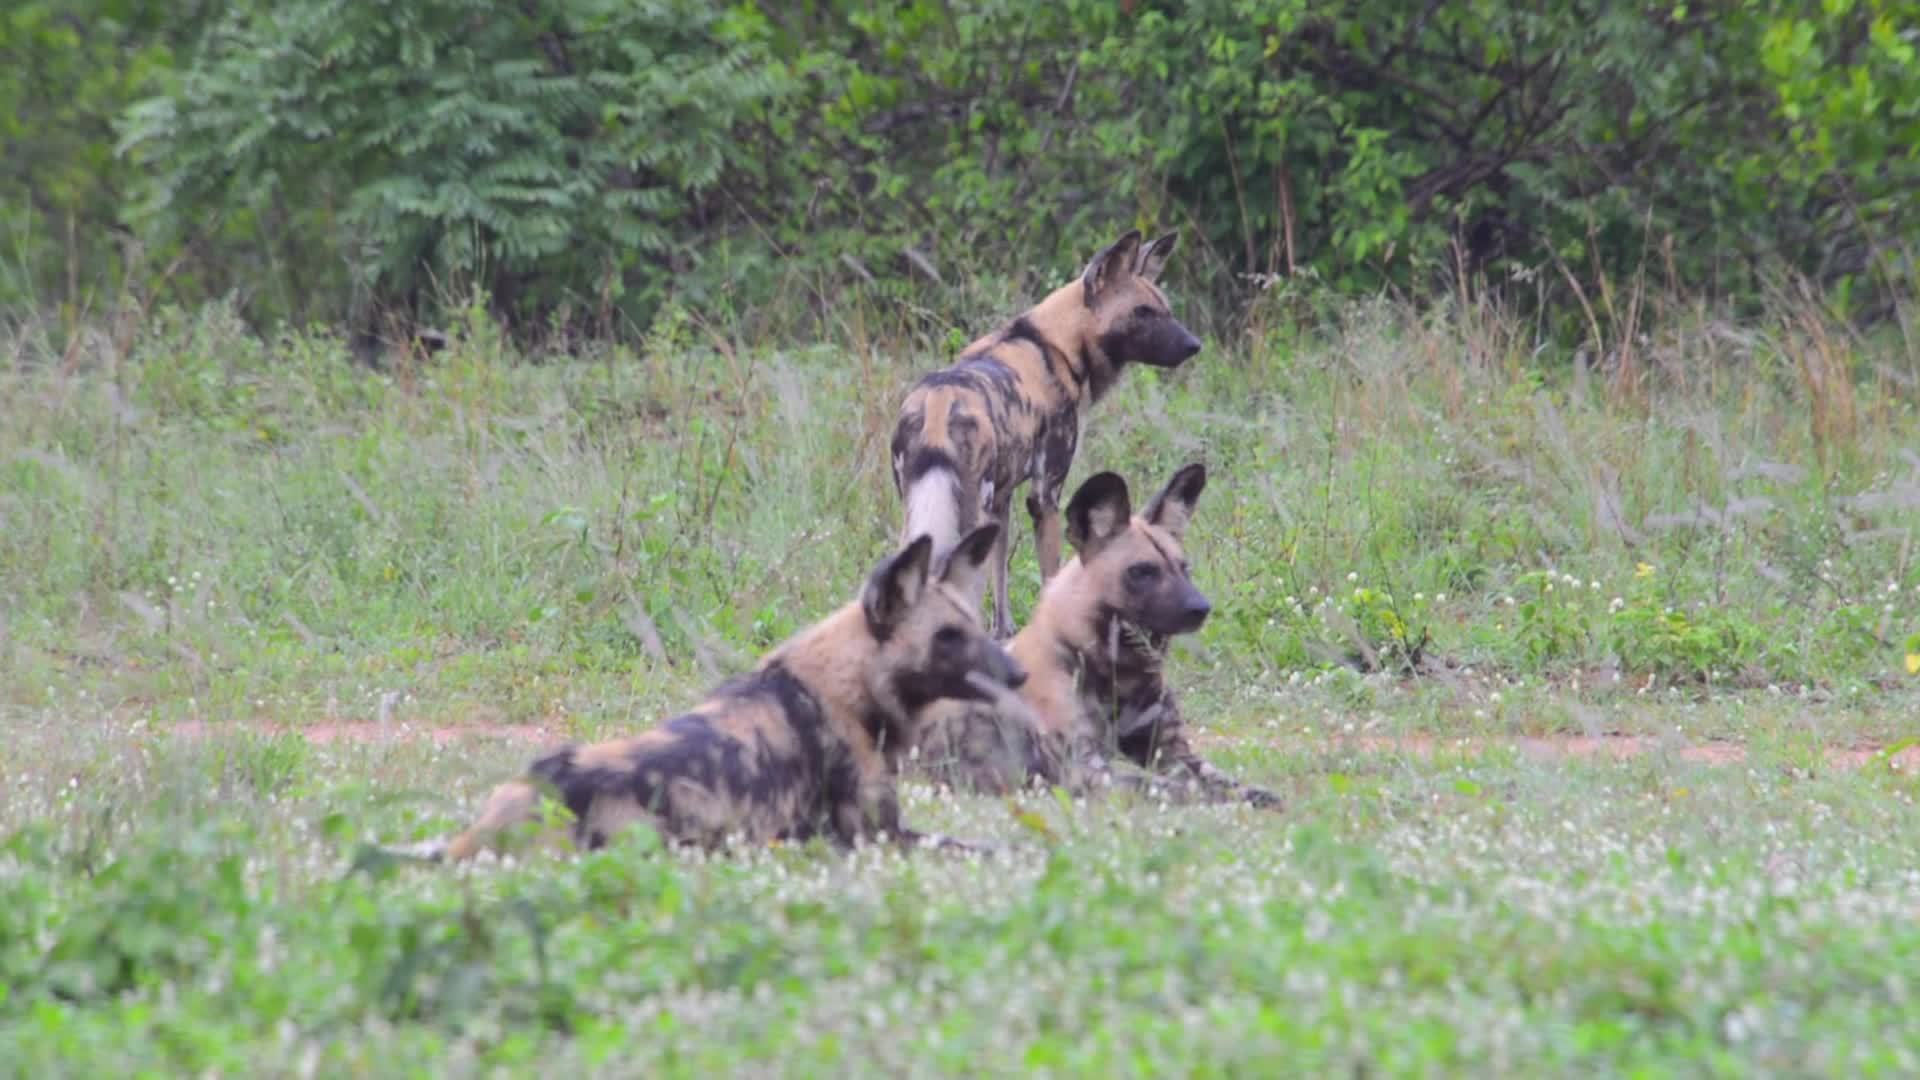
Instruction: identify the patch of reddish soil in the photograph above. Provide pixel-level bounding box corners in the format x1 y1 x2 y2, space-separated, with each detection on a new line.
160 722 1920 771
168 720 563 748
1196 732 1920 771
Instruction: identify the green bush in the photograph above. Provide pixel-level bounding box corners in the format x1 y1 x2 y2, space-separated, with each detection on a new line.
116 0 788 331
4 1 1916 338
0 0 209 314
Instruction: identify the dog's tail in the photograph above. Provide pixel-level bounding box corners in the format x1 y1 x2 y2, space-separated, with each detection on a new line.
901 460 965 558
441 779 543 861
349 777 540 870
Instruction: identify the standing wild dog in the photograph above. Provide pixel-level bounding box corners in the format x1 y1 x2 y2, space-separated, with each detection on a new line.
915 464 1280 809
424 525 1026 861
891 228 1201 638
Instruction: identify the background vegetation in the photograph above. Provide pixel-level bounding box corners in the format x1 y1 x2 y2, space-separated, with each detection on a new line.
5 0 1918 340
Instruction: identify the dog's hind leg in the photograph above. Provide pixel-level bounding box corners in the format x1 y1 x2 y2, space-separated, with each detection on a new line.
986 489 1018 639
1027 488 1065 582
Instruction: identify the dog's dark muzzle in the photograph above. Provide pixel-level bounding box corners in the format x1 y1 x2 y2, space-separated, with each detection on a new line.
1169 583 1212 633
987 645 1029 690
1144 321 1204 368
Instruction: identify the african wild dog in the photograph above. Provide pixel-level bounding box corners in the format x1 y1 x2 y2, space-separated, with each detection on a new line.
891 229 1201 639
914 464 1280 809
426 525 1026 861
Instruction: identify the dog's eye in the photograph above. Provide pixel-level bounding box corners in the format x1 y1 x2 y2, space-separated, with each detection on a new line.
1126 564 1161 587
933 626 965 650
1132 304 1159 319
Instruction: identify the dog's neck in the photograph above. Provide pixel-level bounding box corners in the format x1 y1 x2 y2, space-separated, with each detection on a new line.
1012 563 1166 689
771 603 896 745
1026 281 1120 399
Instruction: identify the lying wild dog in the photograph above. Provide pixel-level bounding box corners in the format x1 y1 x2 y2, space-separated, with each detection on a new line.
418 526 1026 861
891 228 1202 639
914 464 1280 809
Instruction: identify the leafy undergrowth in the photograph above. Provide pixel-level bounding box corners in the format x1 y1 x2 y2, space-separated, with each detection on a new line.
2 715 1918 1075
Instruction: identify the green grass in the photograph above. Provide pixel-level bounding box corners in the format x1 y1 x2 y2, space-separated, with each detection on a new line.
3 720 1919 1074
3 290 1919 1074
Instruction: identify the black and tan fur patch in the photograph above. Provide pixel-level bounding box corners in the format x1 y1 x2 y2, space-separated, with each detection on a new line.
913 464 1281 810
891 228 1202 638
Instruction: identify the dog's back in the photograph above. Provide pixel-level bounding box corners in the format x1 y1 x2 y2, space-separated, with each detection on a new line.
891 230 1200 637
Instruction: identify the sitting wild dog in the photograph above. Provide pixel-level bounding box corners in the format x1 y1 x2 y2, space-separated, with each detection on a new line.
426 525 1026 861
914 464 1280 809
891 229 1201 639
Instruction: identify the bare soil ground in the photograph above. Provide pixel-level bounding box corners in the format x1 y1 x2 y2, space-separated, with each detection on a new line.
1207 732 1920 770
164 721 1920 771
168 720 566 748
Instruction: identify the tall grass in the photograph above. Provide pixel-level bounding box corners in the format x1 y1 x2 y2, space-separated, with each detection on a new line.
2 280 1916 737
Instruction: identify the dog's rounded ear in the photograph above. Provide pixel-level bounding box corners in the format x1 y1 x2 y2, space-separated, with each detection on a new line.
1143 462 1207 540
1081 230 1143 305
939 522 1001 592
1135 232 1179 282
864 535 933 635
1064 472 1133 562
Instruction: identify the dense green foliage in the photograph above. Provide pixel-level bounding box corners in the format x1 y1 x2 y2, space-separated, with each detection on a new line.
0 0 211 316
116 0 785 331
5 0 1917 334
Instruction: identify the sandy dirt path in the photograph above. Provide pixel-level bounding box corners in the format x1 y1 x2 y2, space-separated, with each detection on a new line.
163 721 1920 771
